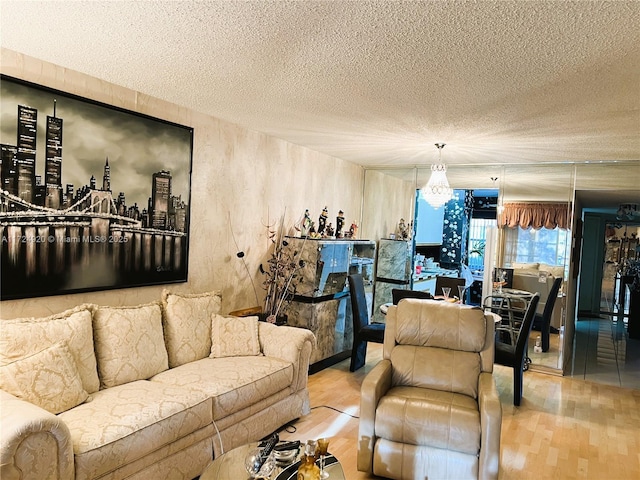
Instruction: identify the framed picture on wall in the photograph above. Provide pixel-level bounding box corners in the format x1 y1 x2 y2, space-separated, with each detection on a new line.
0 75 194 300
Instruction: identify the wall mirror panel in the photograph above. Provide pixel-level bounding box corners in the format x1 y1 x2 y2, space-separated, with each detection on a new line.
500 165 574 372
362 163 577 374
362 162 640 375
361 168 416 241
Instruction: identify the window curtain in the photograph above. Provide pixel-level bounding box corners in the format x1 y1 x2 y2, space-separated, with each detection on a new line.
498 202 570 229
503 228 519 265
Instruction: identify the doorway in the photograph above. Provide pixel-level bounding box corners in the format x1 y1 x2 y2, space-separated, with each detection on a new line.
572 193 640 387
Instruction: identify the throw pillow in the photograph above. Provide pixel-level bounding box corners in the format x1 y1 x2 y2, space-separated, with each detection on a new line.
0 342 88 414
0 305 100 394
210 314 261 358
92 302 169 388
161 289 222 367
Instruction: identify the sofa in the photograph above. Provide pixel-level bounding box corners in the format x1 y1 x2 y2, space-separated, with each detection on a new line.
0 290 315 480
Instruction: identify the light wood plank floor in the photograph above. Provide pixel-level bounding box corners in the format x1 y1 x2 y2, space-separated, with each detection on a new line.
279 344 640 480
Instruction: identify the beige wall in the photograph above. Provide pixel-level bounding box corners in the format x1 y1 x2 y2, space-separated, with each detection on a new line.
0 49 366 319
361 169 416 241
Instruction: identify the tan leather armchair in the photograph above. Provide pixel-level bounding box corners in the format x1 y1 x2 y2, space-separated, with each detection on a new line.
358 299 502 480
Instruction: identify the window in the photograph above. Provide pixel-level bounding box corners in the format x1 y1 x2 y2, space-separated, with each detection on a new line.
503 226 569 266
467 218 497 273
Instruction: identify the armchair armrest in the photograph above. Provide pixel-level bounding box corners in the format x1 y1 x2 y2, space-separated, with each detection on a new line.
258 322 316 393
358 359 392 473
0 389 74 480
478 372 502 480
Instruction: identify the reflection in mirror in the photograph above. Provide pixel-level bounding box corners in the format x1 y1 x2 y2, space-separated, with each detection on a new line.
361 168 417 325
500 165 574 373
363 163 575 374
362 162 639 376
360 168 416 241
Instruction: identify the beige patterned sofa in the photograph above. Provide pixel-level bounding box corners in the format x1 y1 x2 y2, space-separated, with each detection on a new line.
0 290 315 480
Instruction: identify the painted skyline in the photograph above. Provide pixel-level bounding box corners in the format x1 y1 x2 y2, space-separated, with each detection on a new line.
0 78 192 211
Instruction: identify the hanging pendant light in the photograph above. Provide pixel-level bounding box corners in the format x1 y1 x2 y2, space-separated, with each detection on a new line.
420 143 453 208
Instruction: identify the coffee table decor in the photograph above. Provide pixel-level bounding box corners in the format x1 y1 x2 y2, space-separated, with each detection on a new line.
275 453 340 480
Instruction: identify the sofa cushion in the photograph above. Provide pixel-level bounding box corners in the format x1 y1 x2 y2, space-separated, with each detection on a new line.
390 345 482 398
58 380 211 480
92 302 169 388
0 342 88 414
210 314 261 358
150 356 294 420
0 305 100 393
161 289 222 367
375 385 480 455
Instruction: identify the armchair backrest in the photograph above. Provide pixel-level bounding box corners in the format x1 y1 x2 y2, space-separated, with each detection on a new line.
384 299 494 399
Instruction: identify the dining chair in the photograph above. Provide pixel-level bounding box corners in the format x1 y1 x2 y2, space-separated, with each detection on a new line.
532 276 563 352
348 274 385 372
391 288 433 305
434 276 465 297
494 293 540 406
483 294 528 345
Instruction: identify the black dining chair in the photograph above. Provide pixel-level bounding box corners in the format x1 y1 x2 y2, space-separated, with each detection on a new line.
494 293 540 406
348 274 385 372
434 276 465 297
391 288 434 305
532 276 563 352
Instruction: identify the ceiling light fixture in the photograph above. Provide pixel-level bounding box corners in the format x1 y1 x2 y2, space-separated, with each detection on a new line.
420 143 453 208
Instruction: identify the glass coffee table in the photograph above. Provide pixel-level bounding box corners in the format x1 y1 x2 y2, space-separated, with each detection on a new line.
200 442 345 480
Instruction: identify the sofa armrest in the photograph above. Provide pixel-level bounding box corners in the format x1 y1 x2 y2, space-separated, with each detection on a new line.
478 372 502 480
358 358 392 473
258 322 316 393
0 389 74 480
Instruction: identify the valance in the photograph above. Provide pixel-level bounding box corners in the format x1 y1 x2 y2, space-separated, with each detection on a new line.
499 202 570 230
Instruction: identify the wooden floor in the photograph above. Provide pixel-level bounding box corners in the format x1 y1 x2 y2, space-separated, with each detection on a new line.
279 344 640 479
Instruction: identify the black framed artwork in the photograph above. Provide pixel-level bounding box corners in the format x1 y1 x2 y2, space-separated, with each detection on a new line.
0 75 193 300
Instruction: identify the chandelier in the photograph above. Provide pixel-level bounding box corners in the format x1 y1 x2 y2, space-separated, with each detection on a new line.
420 143 453 208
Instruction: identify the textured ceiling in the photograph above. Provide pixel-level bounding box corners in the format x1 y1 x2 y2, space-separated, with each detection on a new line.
1 1 639 182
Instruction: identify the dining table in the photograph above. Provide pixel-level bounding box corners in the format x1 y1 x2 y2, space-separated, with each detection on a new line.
483 287 536 345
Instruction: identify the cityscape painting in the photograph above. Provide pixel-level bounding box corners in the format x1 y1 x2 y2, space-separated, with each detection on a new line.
0 75 193 300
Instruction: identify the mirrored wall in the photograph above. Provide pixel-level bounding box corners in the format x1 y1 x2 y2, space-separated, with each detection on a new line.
361 162 640 374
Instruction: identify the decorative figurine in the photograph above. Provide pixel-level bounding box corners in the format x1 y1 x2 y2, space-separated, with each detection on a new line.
318 206 328 235
326 222 335 238
348 222 358 239
396 218 412 240
297 209 313 237
336 210 345 238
